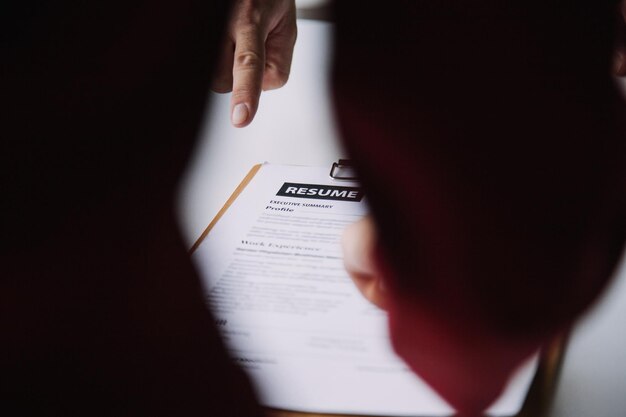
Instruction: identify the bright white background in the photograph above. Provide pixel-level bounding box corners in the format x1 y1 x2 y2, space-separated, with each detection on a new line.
177 15 626 417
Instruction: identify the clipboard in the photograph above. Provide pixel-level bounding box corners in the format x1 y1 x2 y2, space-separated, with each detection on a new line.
191 160 357 253
190 163 263 254
191 161 567 417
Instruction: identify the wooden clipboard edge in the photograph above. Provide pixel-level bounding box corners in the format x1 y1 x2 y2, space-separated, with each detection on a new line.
189 163 263 254
516 333 568 417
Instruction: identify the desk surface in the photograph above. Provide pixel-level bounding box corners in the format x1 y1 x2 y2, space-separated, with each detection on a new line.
177 18 626 417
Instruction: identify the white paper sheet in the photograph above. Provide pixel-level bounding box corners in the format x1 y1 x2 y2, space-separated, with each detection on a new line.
192 163 537 416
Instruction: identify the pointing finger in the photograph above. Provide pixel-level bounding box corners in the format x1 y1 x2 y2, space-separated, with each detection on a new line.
231 25 265 127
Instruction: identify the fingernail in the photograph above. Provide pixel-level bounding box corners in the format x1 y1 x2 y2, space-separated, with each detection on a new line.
232 103 249 126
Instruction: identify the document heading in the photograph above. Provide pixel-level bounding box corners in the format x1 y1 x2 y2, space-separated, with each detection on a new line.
277 182 364 202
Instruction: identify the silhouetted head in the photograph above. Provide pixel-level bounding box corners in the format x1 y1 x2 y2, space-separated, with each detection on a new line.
334 1 626 413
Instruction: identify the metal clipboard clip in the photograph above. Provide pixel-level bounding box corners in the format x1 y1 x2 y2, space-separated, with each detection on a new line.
329 159 358 181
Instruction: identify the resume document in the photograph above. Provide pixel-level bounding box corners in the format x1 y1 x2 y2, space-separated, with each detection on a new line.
192 163 537 416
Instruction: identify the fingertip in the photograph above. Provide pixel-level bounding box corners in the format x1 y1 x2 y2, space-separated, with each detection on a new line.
231 103 251 127
342 217 377 274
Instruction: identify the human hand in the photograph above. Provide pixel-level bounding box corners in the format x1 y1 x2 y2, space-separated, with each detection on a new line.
212 0 297 127
342 216 390 309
